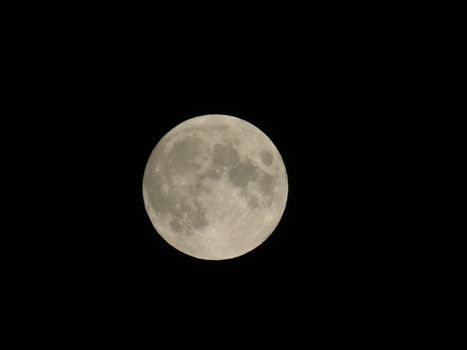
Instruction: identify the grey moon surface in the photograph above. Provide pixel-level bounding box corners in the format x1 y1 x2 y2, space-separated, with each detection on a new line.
142 114 288 260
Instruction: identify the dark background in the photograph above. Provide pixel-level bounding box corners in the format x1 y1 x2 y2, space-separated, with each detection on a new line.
56 53 403 336
12 6 426 344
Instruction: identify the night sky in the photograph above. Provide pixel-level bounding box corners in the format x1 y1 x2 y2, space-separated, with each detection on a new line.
18 10 416 343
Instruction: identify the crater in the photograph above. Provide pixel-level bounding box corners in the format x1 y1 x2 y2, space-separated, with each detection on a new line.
204 168 221 179
189 175 211 196
145 168 208 236
169 220 184 233
168 197 208 235
260 150 273 166
208 123 229 133
211 143 260 189
144 171 170 216
189 200 208 228
212 143 240 167
247 196 259 209
228 158 259 189
259 173 276 195
165 135 204 174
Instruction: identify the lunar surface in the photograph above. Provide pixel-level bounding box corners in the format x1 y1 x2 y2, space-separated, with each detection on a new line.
142 114 288 260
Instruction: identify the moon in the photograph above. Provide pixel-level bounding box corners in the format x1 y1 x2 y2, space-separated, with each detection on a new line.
142 114 288 260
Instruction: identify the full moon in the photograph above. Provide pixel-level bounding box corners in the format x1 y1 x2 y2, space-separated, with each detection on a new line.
142 114 288 260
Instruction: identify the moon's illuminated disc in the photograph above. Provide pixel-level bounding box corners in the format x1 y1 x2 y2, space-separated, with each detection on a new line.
142 114 288 260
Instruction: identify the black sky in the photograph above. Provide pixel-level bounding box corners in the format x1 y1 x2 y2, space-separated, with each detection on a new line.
58 58 401 320
16 10 419 343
